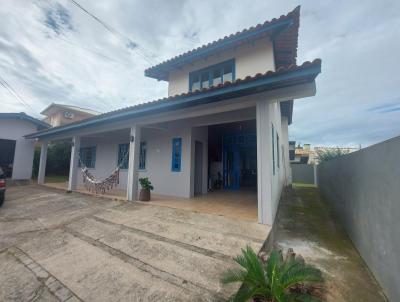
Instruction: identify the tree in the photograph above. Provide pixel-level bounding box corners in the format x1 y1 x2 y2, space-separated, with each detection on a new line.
32 140 71 177
316 148 349 163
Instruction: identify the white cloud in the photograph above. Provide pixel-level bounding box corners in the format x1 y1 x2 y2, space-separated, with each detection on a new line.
0 0 399 146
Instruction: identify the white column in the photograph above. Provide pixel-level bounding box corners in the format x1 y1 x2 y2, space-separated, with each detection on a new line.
256 100 273 225
37 140 48 185
127 125 141 201
68 136 81 192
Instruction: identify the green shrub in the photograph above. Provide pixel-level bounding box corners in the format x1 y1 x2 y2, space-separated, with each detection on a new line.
221 246 323 302
139 177 154 190
32 140 71 177
316 148 348 163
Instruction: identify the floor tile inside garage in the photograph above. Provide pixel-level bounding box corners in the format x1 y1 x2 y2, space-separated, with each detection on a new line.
0 185 269 302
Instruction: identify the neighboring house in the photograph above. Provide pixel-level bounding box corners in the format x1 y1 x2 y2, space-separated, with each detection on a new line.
26 7 321 225
41 103 100 127
0 113 49 180
291 143 360 164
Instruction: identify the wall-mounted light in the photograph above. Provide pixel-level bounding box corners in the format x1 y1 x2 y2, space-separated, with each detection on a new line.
130 135 135 142
71 141 75 147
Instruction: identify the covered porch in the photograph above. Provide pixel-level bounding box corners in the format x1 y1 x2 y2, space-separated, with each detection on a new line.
37 99 284 225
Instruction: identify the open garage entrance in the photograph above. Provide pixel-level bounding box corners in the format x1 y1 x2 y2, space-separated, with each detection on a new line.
0 139 16 178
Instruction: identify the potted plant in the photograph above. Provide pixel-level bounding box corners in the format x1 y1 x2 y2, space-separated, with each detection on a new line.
139 177 154 201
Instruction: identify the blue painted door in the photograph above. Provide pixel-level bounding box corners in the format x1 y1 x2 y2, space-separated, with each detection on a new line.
223 133 256 190
223 144 240 189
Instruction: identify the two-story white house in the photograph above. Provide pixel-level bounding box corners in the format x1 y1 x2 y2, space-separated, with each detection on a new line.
26 7 321 225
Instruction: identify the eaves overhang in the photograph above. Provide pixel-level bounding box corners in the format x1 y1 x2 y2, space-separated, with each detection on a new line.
25 59 321 140
0 112 50 130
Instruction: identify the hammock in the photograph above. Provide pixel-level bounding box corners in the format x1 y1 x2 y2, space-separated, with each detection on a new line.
81 167 120 194
80 151 128 194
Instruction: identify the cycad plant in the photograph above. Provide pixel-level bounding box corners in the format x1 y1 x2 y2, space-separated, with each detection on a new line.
221 246 323 302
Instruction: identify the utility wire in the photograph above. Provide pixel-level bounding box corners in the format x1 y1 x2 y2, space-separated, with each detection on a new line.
68 0 155 65
0 75 36 113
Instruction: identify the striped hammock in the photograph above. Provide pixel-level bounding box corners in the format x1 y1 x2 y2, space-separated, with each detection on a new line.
81 167 120 194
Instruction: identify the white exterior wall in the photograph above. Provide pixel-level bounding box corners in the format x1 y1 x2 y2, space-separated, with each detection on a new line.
138 127 192 198
280 116 292 185
0 119 37 180
256 99 287 225
76 127 193 198
168 38 275 96
270 101 286 220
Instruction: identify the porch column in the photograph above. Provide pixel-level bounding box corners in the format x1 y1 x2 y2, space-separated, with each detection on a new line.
37 140 48 185
127 125 141 201
256 100 273 225
68 136 80 192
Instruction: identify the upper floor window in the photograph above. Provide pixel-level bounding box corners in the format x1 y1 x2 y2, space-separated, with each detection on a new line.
189 59 235 92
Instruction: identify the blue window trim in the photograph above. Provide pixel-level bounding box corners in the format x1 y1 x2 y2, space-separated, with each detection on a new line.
79 146 96 169
271 124 275 175
276 133 280 169
139 141 146 170
189 59 235 92
117 143 129 169
171 138 182 172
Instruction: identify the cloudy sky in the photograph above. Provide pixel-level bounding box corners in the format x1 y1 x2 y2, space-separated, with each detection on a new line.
0 0 399 147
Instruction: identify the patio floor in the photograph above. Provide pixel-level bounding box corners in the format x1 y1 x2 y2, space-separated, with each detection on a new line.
44 181 258 221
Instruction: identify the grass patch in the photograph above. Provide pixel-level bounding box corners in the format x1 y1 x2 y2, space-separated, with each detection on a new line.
33 174 68 183
292 182 317 188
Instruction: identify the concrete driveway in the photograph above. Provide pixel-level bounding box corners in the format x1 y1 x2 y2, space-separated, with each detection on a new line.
0 185 269 302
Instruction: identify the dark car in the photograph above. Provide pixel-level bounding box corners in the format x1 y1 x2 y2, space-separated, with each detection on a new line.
0 167 5 206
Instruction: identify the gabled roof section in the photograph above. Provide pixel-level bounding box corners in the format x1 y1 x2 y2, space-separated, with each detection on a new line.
145 6 300 81
40 103 101 116
26 59 321 139
0 112 50 130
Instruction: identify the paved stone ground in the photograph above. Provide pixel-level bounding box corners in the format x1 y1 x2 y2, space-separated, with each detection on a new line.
270 186 388 302
0 185 269 302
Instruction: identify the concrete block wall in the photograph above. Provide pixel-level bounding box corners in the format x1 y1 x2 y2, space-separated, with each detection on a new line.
318 136 400 301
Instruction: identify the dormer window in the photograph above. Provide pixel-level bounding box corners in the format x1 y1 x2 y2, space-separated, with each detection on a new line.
189 59 235 92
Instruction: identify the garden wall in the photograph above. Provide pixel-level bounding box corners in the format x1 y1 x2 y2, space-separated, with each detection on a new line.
318 135 400 301
291 163 315 184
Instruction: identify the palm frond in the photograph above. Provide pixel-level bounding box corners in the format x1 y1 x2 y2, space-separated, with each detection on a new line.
221 247 323 302
228 284 259 302
221 269 248 284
